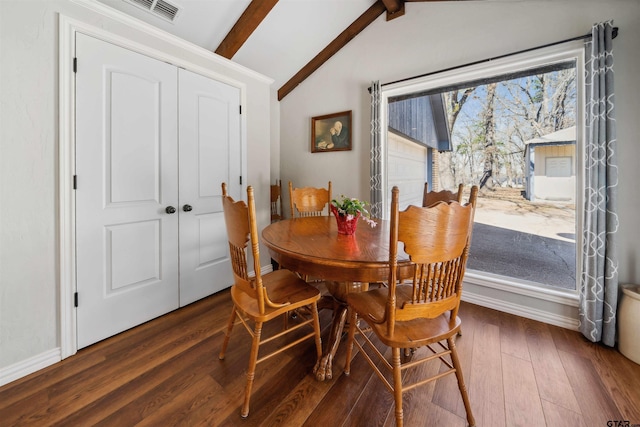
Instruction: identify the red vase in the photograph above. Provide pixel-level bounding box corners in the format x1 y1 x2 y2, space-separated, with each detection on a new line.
331 205 360 235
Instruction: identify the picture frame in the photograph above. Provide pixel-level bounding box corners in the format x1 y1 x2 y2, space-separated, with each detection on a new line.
311 110 352 153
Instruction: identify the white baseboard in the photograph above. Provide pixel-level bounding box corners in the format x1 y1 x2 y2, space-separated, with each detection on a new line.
0 348 61 387
462 291 579 330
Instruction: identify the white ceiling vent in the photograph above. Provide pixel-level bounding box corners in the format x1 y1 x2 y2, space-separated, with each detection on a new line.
124 0 181 23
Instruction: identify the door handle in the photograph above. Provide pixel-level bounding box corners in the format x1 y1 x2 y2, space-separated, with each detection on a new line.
183 204 193 212
165 206 176 214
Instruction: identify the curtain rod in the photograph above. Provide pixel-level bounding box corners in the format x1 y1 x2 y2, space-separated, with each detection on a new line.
374 27 619 90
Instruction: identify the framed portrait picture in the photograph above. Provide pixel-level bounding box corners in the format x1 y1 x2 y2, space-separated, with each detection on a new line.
311 110 352 153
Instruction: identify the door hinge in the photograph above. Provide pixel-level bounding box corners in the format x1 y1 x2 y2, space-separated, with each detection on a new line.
73 57 77 73
74 292 78 307
73 175 77 190
239 176 242 185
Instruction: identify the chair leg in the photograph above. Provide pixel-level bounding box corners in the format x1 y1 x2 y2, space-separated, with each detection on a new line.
219 307 237 360
448 337 476 427
391 347 404 427
241 321 263 418
311 303 323 363
343 308 358 376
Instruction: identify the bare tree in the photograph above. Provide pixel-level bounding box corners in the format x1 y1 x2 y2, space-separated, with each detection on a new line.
446 87 476 130
441 88 476 187
439 66 576 191
501 69 576 137
478 82 497 189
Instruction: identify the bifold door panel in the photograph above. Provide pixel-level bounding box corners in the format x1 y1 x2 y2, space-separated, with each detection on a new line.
178 68 238 306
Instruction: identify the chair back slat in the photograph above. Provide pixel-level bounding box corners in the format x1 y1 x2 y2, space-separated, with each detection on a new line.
289 181 332 218
227 243 256 298
422 183 464 207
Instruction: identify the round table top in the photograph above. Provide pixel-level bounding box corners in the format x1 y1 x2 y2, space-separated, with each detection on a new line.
262 216 410 283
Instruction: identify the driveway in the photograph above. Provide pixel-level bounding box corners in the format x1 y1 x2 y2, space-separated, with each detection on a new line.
467 188 576 290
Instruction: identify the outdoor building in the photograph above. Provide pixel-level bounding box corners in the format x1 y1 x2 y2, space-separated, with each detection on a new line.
387 94 451 209
523 126 576 202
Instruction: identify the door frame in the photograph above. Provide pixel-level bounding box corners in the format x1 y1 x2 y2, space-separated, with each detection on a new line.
59 14 248 358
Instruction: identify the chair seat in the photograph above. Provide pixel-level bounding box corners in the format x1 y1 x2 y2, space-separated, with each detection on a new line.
231 269 321 322
346 285 461 348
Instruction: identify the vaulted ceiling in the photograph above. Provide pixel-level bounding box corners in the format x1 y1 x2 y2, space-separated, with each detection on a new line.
97 0 472 100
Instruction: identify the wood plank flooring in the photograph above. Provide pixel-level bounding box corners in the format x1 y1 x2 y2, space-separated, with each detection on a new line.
1 289 639 426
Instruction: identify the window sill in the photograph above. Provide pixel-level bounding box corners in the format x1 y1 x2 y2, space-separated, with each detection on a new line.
462 269 580 330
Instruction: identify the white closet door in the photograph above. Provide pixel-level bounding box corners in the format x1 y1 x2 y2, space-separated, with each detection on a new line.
75 33 179 348
178 69 239 305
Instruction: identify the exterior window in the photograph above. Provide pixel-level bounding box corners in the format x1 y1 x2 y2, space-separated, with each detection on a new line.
384 43 583 294
546 157 572 178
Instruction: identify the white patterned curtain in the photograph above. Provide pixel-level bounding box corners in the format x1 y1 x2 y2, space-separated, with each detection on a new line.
369 81 383 218
579 21 619 346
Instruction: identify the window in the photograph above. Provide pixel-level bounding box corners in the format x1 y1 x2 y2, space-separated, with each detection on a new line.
546 157 572 178
382 42 584 296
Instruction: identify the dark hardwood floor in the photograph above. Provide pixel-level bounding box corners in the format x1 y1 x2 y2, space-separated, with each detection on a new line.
1 288 639 426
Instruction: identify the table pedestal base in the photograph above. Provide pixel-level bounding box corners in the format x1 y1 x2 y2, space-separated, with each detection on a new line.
313 281 369 381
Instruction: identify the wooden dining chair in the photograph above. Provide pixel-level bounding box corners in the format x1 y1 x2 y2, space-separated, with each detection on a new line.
289 181 332 218
270 179 283 222
344 186 477 427
219 183 323 418
422 182 464 207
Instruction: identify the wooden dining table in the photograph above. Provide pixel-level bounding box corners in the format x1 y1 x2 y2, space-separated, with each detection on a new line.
262 216 412 381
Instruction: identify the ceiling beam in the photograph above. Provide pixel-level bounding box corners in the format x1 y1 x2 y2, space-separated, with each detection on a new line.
278 1 387 100
215 0 279 59
404 0 464 2
381 0 405 20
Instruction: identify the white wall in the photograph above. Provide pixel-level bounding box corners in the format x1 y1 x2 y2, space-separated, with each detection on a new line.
279 1 640 320
0 0 272 382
